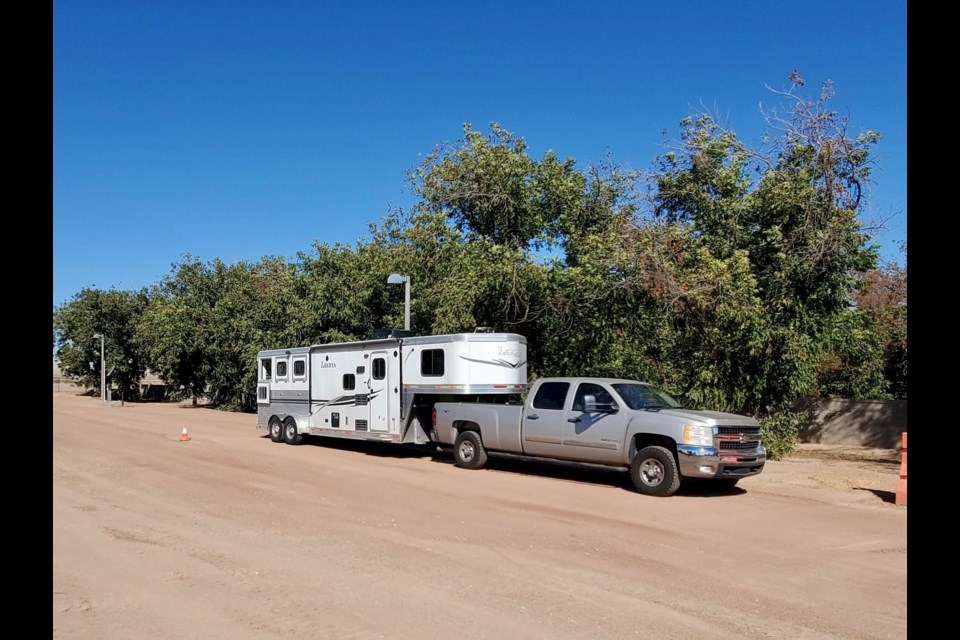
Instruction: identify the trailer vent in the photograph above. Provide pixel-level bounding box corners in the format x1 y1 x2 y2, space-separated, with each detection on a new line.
355 420 368 432
355 394 369 406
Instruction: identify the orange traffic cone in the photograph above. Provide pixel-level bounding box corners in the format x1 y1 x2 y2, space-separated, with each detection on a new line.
895 432 906 506
180 425 191 442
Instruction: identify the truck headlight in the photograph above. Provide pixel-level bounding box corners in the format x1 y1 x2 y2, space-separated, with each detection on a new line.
682 425 714 447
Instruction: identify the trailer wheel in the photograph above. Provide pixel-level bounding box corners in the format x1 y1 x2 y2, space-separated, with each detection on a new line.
453 431 488 470
630 445 681 497
283 417 303 445
269 417 284 443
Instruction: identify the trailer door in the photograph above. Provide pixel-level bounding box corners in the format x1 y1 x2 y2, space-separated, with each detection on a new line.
368 351 391 432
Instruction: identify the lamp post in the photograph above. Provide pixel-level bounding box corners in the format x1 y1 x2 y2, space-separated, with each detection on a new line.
387 273 410 331
92 333 105 403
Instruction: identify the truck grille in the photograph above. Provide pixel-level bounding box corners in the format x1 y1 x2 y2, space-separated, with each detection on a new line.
717 426 760 437
719 440 760 451
716 426 761 453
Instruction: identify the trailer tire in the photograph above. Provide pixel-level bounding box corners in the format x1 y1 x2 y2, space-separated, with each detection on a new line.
269 417 284 443
453 431 488 470
283 417 303 445
630 445 681 497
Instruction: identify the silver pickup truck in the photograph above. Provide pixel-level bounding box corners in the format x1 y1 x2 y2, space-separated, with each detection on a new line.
432 377 766 496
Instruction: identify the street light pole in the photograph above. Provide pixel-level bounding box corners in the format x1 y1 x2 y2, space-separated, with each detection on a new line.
93 333 105 403
387 274 411 331
403 277 410 331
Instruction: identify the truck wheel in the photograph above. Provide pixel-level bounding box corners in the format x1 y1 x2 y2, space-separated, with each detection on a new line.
283 417 303 445
269 417 284 443
453 431 488 470
630 446 681 497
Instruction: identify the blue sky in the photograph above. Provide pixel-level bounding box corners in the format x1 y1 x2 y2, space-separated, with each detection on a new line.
53 0 907 308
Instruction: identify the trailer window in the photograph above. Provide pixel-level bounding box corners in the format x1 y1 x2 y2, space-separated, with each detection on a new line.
261 359 272 380
276 361 288 379
343 374 355 390
293 359 306 377
421 349 444 377
373 358 386 380
532 382 570 410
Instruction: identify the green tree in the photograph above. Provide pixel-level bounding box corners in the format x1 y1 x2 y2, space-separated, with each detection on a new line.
648 72 883 413
410 122 589 252
54 287 149 403
136 255 219 406
850 249 907 398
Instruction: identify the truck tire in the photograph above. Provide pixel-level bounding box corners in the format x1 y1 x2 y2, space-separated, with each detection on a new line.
269 417 284 443
453 431 488 470
283 417 303 445
630 446 681 497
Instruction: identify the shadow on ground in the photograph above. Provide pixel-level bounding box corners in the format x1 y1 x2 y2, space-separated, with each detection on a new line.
267 435 755 497
854 487 897 504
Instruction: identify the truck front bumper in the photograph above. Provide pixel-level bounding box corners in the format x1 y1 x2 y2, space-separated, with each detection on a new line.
676 445 766 479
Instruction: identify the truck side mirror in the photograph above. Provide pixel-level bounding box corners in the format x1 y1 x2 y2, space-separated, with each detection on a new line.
584 394 617 413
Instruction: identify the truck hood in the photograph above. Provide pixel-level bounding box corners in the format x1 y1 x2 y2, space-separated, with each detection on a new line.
648 408 760 426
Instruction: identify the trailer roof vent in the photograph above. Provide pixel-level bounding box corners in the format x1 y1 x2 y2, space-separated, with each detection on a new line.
371 328 413 339
474 326 495 333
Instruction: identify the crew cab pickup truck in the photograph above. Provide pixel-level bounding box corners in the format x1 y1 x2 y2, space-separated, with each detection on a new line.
432 377 766 496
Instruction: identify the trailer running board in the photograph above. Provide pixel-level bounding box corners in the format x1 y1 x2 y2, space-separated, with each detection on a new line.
307 427 401 442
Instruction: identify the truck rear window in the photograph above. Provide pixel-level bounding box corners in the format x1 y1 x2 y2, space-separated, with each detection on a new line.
532 382 569 410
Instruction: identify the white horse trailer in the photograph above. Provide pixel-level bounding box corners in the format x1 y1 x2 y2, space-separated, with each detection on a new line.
256 332 527 446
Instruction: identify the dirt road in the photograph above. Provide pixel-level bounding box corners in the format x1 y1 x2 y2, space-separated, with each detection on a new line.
53 394 907 639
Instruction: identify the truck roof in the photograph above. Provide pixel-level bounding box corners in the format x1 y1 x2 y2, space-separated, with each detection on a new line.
536 377 654 386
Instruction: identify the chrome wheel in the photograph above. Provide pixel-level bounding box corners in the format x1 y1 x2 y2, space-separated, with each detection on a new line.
638 458 665 486
458 440 476 463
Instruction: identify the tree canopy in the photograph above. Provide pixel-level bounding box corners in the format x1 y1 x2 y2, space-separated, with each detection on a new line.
53 72 905 456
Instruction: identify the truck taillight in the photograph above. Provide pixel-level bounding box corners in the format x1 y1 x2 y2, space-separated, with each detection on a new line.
432 406 437 427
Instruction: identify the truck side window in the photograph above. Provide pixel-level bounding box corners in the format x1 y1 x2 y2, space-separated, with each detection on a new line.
532 382 570 410
573 383 615 411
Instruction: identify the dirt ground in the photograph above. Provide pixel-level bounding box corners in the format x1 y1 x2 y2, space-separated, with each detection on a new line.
53 393 907 639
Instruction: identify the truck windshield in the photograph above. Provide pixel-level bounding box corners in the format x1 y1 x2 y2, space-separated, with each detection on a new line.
611 384 683 410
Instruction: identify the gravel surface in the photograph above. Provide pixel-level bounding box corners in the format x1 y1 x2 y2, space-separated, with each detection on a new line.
54 394 907 639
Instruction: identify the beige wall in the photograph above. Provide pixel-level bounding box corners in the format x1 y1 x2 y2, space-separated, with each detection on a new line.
795 398 907 449
53 377 88 395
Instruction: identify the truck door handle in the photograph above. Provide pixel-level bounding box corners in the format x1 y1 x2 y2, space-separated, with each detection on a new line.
567 417 580 423
527 414 539 420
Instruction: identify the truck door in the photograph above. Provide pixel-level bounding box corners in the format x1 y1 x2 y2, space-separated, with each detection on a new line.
563 382 628 464
368 351 391 433
521 381 572 459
